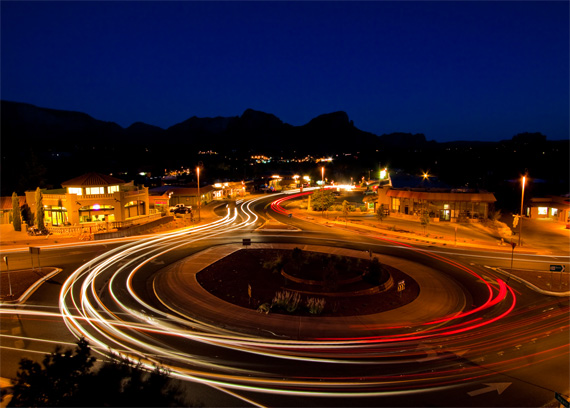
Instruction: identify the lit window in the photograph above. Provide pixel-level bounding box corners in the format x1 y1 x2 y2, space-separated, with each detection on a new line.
551 208 558 216
86 187 104 195
538 207 548 215
108 185 119 194
68 187 82 196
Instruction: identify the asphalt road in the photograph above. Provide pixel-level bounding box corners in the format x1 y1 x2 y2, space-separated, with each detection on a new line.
1 194 568 407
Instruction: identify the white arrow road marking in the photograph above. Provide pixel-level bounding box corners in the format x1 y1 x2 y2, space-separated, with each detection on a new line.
468 382 512 397
415 344 438 362
150 259 165 265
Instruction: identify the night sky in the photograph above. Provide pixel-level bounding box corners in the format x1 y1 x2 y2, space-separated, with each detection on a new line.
1 1 568 142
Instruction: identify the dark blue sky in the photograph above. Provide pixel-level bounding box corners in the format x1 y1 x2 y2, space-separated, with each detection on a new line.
2 1 568 142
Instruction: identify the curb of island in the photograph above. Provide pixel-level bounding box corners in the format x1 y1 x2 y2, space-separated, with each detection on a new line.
0 267 62 305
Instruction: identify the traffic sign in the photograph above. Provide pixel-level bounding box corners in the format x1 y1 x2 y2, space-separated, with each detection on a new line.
397 280 405 292
242 238 251 247
550 265 566 272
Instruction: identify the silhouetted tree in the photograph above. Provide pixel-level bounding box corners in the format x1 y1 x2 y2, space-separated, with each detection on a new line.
11 192 21 232
3 339 188 407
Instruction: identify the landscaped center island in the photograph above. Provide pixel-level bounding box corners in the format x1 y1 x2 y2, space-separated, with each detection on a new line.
197 248 419 317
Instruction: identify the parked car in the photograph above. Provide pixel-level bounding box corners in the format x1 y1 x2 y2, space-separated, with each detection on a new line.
173 206 191 214
27 226 51 236
169 203 187 212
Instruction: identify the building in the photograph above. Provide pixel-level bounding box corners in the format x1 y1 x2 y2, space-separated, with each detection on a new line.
378 187 496 222
24 172 152 227
0 196 25 225
527 195 570 222
212 181 251 199
149 185 215 210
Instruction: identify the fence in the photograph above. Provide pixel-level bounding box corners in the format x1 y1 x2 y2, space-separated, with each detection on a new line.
48 212 163 236
94 216 173 240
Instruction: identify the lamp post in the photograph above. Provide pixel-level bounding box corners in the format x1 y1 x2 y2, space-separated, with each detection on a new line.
321 166 324 186
197 166 201 222
518 175 526 246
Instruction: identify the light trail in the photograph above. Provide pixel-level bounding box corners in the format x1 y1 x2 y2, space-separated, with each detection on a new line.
2 194 567 404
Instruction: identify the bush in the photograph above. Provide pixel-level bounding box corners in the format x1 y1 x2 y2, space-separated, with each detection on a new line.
359 206 367 212
363 258 387 285
257 303 270 314
271 290 301 313
306 297 326 314
263 255 285 273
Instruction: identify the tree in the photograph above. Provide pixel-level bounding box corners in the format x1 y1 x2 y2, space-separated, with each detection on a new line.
363 258 387 285
342 200 350 225
376 204 386 223
3 339 188 407
311 189 335 217
35 187 45 232
11 192 21 232
420 211 430 234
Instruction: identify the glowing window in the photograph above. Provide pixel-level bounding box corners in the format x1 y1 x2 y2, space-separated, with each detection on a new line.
68 187 82 196
108 185 120 194
551 208 558 216
86 187 104 195
538 207 548 215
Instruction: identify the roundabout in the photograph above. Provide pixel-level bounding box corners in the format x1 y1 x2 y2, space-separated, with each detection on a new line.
152 243 469 339
48 197 567 406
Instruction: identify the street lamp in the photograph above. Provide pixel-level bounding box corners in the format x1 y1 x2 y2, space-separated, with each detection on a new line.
197 166 201 222
518 175 526 246
321 166 324 186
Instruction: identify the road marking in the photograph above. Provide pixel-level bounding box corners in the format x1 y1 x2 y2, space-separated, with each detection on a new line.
467 382 511 397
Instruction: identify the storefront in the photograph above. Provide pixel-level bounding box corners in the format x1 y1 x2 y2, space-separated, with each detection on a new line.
383 188 496 222
25 172 150 227
528 196 570 222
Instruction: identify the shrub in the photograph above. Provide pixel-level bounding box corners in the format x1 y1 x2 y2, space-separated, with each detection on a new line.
263 255 285 273
306 297 326 314
257 303 270 314
363 258 386 285
271 290 301 313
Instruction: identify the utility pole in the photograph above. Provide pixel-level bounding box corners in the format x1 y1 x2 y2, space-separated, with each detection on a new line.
519 175 526 246
197 166 201 222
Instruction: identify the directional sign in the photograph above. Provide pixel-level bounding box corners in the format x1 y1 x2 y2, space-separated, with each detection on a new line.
243 238 251 247
29 247 40 255
397 280 405 292
550 265 566 272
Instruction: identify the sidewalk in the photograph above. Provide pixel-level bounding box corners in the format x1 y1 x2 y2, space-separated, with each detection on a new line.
0 203 221 251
